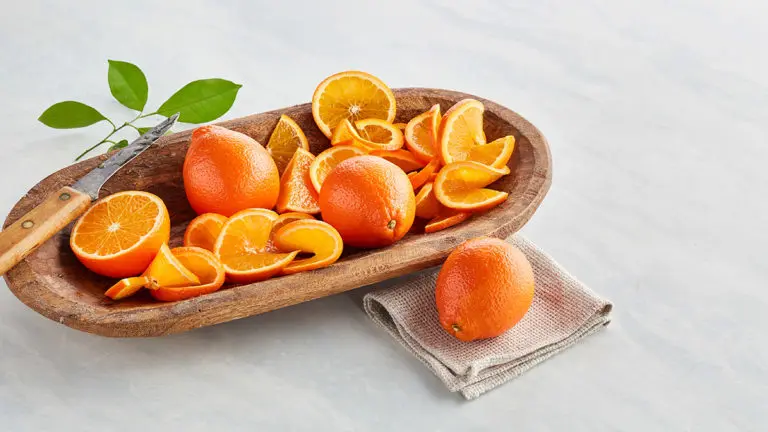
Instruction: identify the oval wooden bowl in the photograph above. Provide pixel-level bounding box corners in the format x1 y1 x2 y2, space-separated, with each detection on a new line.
2 88 552 337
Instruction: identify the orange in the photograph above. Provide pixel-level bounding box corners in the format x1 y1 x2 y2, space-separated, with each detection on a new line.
151 247 226 301
70 191 170 278
435 237 535 341
319 155 415 248
183 125 279 217
414 182 440 219
213 208 299 283
266 114 310 175
404 104 441 162
424 209 471 233
272 219 343 274
439 99 487 166
183 213 227 251
354 119 404 151
370 149 426 173
312 70 396 138
407 158 440 190
308 145 366 193
104 244 200 300
433 161 510 211
276 148 320 214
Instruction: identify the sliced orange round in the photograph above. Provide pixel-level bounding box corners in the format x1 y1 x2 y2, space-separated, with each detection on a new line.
354 119 404 151
407 158 440 190
434 161 510 212
266 212 315 252
370 149 426 173
276 148 321 214
312 71 396 138
414 182 440 219
439 99 487 166
213 208 299 283
105 243 200 300
272 219 343 274
425 209 471 233
405 104 441 162
183 213 228 251
71 191 170 278
266 114 310 174
151 247 226 301
308 145 366 193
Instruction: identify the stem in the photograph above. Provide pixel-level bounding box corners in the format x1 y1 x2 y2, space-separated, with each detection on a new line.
75 111 162 161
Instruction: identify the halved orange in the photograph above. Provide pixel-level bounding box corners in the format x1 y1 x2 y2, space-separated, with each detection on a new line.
183 213 228 251
276 148 320 214
213 208 299 283
439 99 487 166
308 145 366 193
266 114 310 174
105 243 200 300
425 209 471 233
408 158 440 190
405 104 441 162
70 191 170 278
151 247 226 301
312 71 396 138
272 219 343 274
266 212 315 252
370 149 426 173
414 182 441 219
433 161 510 212
354 119 404 151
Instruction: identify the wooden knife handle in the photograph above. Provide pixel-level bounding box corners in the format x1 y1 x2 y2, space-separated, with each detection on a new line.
0 187 91 276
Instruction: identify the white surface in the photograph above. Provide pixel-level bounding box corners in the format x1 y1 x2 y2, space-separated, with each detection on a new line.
1 0 766 430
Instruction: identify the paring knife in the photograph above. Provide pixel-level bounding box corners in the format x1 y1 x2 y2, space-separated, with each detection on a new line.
0 113 179 276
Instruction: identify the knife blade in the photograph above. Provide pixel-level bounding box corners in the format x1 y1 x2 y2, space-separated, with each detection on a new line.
0 114 179 276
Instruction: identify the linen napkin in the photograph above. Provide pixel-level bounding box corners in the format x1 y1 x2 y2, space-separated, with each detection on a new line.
363 235 612 400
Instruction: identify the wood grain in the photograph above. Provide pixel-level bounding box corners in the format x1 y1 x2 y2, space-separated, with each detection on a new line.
0 187 91 276
1 88 552 337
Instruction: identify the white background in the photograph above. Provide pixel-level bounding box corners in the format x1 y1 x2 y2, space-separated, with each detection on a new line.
1 0 766 430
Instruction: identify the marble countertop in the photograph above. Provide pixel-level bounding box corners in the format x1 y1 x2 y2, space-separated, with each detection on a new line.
1 1 765 430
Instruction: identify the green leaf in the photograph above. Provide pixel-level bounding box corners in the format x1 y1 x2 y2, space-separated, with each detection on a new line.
156 79 242 124
137 126 172 136
38 101 107 129
108 139 129 152
108 60 149 111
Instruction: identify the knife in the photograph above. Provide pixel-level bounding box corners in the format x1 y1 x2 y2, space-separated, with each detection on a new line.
0 114 179 276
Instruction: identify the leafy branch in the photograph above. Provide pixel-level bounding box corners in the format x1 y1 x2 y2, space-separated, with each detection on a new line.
38 60 242 160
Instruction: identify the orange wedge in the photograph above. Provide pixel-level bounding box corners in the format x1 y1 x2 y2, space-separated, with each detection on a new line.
433 161 510 212
151 247 226 301
425 209 471 233
330 119 361 147
405 104 441 163
266 212 315 252
354 119 404 151
213 208 299 283
105 243 200 300
266 114 310 174
276 148 321 214
414 182 441 219
439 99 487 166
464 135 516 169
183 213 227 251
70 191 170 278
308 145 366 193
312 71 396 138
408 158 440 190
272 219 343 274
370 149 426 173
427 172 438 182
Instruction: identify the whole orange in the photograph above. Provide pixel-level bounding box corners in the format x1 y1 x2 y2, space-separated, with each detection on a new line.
183 125 280 217
319 155 415 248
435 237 535 341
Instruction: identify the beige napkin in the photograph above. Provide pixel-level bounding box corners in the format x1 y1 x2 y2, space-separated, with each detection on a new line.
363 235 613 400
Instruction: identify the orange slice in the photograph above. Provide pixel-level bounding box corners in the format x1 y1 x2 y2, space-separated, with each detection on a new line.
464 135 516 169
370 149 426 173
408 158 440 190
312 70 396 138
266 114 310 174
405 104 441 162
272 219 343 274
308 145 366 193
105 243 200 300
330 119 361 147
433 161 510 212
439 99 487 166
70 191 170 278
213 208 299 283
354 119 404 151
393 123 407 130
151 247 226 301
183 213 227 251
425 209 471 233
276 148 321 214
414 182 441 219
266 212 315 252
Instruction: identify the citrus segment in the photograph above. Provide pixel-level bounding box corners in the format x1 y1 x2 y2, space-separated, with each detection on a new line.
272 219 343 274
408 158 440 190
466 135 516 168
276 148 321 214
151 247 226 301
183 213 227 251
308 145 366 193
354 118 404 151
414 182 440 220
330 119 361 147
439 99 486 166
266 114 310 175
433 161 510 212
104 277 149 300
266 212 315 252
424 209 471 233
370 149 426 173
405 104 441 162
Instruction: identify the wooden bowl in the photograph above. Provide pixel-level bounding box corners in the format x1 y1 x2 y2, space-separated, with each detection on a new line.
2 88 552 337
